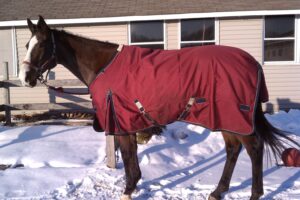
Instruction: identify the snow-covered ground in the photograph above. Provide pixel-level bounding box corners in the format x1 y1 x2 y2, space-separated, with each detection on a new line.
0 110 300 200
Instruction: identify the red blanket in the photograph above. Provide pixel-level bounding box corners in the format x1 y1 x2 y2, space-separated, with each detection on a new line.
89 45 268 135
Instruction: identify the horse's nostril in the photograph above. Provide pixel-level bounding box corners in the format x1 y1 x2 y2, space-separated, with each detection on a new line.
29 80 37 87
24 70 38 86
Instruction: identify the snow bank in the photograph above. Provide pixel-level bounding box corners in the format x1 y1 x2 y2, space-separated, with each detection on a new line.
0 110 300 199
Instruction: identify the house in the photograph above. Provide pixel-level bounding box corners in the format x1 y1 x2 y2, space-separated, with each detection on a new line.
0 0 300 112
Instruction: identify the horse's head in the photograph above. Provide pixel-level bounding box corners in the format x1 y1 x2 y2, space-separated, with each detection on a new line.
19 16 57 87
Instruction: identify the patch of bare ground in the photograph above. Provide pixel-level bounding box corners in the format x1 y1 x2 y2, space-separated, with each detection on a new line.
0 112 93 126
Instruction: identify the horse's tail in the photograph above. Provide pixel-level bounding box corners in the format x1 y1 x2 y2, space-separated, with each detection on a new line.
255 103 300 163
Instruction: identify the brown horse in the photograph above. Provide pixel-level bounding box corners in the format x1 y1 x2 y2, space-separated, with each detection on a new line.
20 16 298 200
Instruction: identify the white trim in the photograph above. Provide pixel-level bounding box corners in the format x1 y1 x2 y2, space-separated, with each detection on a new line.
264 61 298 65
11 27 18 76
129 41 165 45
128 20 166 49
127 22 131 45
177 20 181 49
163 20 166 50
296 15 300 63
262 16 265 63
181 40 215 44
215 18 220 45
178 20 181 47
264 37 295 40
1 10 300 27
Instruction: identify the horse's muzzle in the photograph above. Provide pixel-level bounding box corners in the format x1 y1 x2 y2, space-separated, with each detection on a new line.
24 70 38 87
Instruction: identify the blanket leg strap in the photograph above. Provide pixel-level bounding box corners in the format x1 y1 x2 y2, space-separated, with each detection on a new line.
178 98 195 120
134 100 164 128
106 90 123 133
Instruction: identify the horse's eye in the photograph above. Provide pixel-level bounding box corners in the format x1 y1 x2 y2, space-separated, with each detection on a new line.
25 43 29 49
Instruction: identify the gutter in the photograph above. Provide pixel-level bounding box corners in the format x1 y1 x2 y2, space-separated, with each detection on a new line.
0 10 300 27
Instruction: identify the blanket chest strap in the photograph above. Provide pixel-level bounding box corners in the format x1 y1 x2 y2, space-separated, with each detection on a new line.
178 98 195 120
134 99 163 128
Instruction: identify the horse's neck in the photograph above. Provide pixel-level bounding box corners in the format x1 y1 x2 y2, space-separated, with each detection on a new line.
54 30 119 86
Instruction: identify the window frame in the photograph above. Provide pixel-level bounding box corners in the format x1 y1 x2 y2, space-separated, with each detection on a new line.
263 15 299 65
12 27 18 76
179 18 219 49
128 20 166 49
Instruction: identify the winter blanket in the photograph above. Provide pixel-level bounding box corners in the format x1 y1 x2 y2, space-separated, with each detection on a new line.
89 45 268 135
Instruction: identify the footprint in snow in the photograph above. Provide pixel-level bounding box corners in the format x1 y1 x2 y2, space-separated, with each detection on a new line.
140 154 150 165
171 131 188 140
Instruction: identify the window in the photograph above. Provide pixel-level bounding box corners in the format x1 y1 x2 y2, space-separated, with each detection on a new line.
264 15 295 62
129 21 164 49
180 18 215 48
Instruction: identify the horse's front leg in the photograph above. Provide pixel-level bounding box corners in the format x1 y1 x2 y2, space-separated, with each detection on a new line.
116 134 141 200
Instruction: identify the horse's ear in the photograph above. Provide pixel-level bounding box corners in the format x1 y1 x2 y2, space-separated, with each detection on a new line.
37 15 50 34
27 18 36 33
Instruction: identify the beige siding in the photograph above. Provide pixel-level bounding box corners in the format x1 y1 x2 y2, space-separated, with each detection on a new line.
16 28 31 73
63 24 127 44
53 23 128 80
0 29 13 105
13 28 51 109
11 23 128 111
219 17 263 63
0 29 14 76
219 17 300 111
166 20 179 50
3 18 300 114
0 89 3 104
263 65 300 111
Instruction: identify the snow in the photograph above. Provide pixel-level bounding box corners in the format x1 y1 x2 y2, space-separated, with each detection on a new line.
0 110 300 199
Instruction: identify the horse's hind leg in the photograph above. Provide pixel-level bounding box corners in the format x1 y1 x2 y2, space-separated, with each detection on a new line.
240 134 264 200
209 132 242 200
116 134 141 200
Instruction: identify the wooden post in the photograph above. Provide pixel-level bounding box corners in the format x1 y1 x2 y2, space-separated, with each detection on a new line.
3 62 11 125
106 135 116 168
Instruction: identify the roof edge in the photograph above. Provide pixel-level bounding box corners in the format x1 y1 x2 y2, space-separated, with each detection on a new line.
1 9 300 27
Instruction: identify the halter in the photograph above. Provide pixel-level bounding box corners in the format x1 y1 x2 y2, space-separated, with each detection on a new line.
22 32 57 84
22 33 89 95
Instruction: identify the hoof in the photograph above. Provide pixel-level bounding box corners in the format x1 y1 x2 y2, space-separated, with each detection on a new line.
250 194 263 200
120 194 132 200
208 194 220 200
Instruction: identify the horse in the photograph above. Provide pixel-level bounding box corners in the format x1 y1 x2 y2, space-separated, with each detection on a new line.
19 16 299 200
